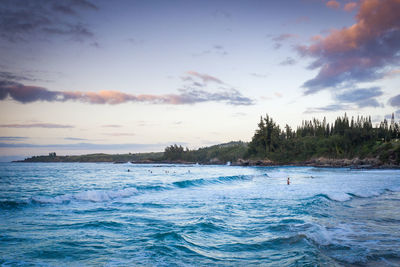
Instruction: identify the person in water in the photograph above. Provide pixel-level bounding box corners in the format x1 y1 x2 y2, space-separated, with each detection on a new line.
287 177 290 185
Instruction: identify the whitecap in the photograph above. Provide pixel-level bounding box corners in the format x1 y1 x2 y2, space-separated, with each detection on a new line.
32 187 139 204
326 192 351 202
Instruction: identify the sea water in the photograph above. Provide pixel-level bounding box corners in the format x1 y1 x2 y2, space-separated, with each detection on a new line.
0 163 400 266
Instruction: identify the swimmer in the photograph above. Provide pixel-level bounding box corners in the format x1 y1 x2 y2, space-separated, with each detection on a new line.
287 177 290 185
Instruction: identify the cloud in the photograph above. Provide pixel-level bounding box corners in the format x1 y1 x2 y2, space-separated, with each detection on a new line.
42 23 94 42
0 136 28 141
272 34 297 42
326 0 341 9
64 137 88 141
279 57 297 66
250 73 268 78
0 71 34 82
192 45 228 57
0 0 97 42
0 123 74 128
0 80 253 106
185 71 223 84
174 87 254 105
213 9 231 19
125 38 144 46
271 33 297 50
232 112 247 117
299 0 400 95
344 2 358 12
385 69 400 78
103 133 135 137
335 87 383 108
0 80 59 103
102 124 122 128
388 94 400 107
304 104 352 113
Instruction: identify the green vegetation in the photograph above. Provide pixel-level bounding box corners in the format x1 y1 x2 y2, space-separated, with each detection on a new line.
247 113 400 164
21 152 163 163
163 141 248 164
18 113 400 166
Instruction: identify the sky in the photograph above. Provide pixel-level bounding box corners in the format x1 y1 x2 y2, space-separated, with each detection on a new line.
0 0 400 160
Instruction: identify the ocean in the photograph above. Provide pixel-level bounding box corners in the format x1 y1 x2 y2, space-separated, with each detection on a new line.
1 162 400 266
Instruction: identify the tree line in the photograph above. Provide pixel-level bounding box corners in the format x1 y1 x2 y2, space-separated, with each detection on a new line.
247 113 400 163
164 113 400 164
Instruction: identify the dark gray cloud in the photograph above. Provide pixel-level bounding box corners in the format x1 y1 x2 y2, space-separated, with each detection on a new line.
304 104 352 114
0 71 34 82
299 0 400 94
388 94 400 107
0 136 28 141
270 33 297 50
192 82 205 87
0 0 97 42
335 87 383 108
184 71 223 84
0 123 74 128
0 80 59 103
0 79 253 106
384 110 400 121
192 45 228 57
176 87 254 106
64 137 88 141
42 23 94 41
279 57 297 66
272 34 297 42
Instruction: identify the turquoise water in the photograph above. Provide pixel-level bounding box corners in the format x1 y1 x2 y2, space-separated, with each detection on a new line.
1 163 400 266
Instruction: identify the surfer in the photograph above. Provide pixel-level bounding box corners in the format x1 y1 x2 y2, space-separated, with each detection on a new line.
287 177 290 185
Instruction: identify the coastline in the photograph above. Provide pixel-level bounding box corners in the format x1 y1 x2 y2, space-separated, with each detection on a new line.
12 157 400 169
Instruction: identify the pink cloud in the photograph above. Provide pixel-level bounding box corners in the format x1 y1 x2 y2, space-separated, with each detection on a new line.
0 81 253 106
299 0 400 94
186 71 223 84
326 0 341 9
344 2 358 12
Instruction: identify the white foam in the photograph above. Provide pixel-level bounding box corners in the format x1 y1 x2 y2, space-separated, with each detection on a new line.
32 187 138 204
305 222 354 247
326 192 352 202
351 190 381 198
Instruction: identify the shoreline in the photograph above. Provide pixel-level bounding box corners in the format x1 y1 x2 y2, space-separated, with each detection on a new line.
12 157 400 169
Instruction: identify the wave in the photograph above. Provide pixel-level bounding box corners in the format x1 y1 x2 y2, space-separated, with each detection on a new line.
173 174 253 188
28 175 253 205
31 187 139 204
211 234 308 253
59 220 125 230
303 185 400 203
